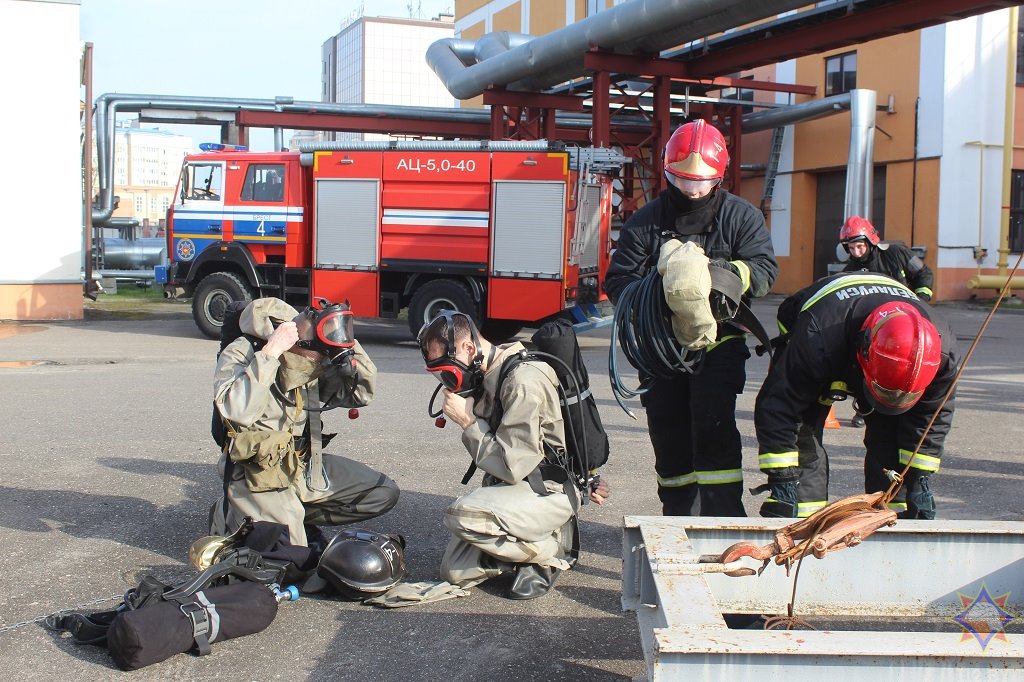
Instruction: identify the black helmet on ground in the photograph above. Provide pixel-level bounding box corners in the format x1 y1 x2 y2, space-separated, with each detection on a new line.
316 528 406 599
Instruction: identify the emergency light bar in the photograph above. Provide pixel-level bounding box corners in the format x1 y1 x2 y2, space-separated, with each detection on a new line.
198 142 249 152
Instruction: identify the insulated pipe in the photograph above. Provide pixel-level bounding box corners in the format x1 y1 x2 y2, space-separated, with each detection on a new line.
475 32 534 62
426 0 809 100
100 237 167 270
93 93 278 223
844 89 877 222
297 139 558 165
299 139 556 152
741 92 854 133
998 5 1018 277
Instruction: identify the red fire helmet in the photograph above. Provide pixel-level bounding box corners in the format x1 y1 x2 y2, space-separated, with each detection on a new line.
664 119 729 181
839 215 881 247
856 302 942 415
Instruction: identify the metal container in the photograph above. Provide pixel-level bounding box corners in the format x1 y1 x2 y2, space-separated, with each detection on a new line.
623 516 1024 680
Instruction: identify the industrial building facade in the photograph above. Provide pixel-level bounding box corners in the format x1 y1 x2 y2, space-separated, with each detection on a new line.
107 121 193 236
321 12 456 140
453 0 1024 299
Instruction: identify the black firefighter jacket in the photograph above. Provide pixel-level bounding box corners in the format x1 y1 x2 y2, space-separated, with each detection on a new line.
604 189 778 338
755 272 959 476
842 240 935 301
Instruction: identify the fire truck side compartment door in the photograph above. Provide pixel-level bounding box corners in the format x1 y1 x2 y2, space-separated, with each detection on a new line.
577 183 602 274
315 178 379 270
490 181 565 279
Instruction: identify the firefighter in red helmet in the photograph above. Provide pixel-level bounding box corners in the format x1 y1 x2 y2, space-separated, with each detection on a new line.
840 216 934 302
754 272 958 520
839 215 935 427
604 119 778 517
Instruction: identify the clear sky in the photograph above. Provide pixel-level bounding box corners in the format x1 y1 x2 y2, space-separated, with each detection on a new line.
80 0 456 149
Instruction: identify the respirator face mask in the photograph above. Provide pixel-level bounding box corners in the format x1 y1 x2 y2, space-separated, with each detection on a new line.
297 299 355 363
417 310 484 397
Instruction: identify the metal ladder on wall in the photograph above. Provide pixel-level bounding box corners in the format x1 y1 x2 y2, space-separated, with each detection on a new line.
759 126 786 215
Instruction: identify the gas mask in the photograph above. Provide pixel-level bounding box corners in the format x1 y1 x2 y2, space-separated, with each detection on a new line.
417 310 485 398
296 298 356 364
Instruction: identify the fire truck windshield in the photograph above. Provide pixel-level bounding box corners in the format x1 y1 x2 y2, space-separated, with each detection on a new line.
181 163 223 202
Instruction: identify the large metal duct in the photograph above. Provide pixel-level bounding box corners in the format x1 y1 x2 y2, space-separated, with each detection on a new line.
100 237 167 270
427 0 810 100
297 139 558 166
741 92 857 134
744 89 877 221
475 32 534 62
844 89 877 221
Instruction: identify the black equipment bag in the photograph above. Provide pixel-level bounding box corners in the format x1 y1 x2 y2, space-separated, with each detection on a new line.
47 534 295 670
107 581 278 671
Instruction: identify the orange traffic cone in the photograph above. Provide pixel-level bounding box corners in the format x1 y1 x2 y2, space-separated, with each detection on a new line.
825 405 841 429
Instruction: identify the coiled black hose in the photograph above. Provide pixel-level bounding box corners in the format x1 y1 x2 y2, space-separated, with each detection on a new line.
608 271 703 419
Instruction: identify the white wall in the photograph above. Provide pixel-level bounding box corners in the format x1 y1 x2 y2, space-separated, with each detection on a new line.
935 8 1012 269
0 0 82 285
364 20 456 108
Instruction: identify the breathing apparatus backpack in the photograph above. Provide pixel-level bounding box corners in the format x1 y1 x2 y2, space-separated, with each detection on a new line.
469 319 610 499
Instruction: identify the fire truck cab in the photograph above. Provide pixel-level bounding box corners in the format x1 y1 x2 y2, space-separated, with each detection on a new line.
163 140 621 340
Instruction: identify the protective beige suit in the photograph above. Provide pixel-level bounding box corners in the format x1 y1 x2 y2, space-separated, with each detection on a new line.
440 341 577 586
209 298 399 546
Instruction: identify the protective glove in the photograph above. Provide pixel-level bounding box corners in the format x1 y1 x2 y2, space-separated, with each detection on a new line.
708 259 741 321
751 468 800 518
901 469 936 520
917 292 932 303
709 258 740 277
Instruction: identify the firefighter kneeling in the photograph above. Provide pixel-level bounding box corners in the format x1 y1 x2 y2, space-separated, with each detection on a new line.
418 311 609 600
754 273 959 520
209 298 400 554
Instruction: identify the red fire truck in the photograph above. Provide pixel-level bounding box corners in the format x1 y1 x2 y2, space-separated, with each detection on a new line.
160 140 621 339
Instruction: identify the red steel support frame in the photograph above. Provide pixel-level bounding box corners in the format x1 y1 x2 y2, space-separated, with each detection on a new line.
484 89 585 142
582 50 817 97
592 69 610 148
237 110 492 139
582 48 819 212
683 0 1020 78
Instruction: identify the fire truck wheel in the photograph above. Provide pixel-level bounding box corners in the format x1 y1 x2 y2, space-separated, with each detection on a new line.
192 272 254 339
407 279 478 337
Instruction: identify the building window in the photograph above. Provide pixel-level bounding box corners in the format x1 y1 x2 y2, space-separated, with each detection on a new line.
135 195 144 212
825 51 857 96
1011 170 1024 253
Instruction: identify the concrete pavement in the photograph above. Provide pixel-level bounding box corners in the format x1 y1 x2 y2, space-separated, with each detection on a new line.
0 296 1021 680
